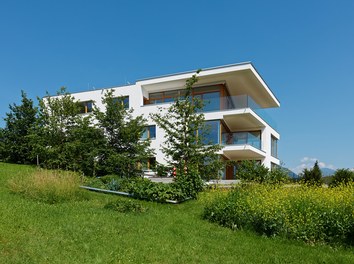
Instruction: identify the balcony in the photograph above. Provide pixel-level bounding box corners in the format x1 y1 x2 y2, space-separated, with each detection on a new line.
220 131 265 160
200 94 277 129
144 93 276 129
221 131 261 149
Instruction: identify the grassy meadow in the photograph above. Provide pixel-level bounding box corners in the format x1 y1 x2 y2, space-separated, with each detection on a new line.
0 162 353 264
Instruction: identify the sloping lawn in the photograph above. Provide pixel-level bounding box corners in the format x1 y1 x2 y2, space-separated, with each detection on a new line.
0 163 353 264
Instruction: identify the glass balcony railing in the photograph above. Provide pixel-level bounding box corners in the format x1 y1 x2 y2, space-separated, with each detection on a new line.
144 93 277 129
200 94 277 129
221 131 261 150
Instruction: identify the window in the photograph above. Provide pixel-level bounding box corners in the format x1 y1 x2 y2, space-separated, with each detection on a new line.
141 125 156 140
112 96 129 109
144 84 226 106
79 101 93 114
271 136 278 158
141 157 156 171
199 120 220 145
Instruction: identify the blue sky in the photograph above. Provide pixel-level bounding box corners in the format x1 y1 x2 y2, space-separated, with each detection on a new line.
1 0 353 172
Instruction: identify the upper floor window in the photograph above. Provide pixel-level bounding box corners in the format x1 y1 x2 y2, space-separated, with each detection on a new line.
113 96 129 109
141 125 156 140
79 101 93 114
271 135 278 158
144 84 226 109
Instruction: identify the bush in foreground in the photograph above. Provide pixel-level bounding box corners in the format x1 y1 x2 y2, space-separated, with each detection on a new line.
85 176 189 202
330 168 354 187
8 169 89 204
235 160 289 184
203 184 354 246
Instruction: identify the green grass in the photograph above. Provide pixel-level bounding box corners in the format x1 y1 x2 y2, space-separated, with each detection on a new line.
0 163 353 264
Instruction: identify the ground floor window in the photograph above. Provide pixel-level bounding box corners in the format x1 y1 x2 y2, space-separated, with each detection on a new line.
141 157 156 171
141 125 156 140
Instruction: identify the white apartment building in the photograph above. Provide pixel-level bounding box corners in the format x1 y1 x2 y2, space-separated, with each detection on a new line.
71 62 280 180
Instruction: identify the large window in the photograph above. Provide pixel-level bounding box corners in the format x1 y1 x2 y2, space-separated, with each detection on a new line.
271 136 278 158
199 120 220 145
79 101 93 114
145 84 227 110
141 125 156 140
113 96 129 109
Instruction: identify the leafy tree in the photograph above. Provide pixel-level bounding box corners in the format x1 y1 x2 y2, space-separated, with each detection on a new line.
31 87 81 168
63 116 106 176
300 161 323 186
94 90 152 177
2 91 37 164
329 168 354 187
151 71 222 198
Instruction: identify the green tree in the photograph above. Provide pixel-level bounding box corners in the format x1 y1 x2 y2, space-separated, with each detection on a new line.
94 90 152 177
63 115 106 176
151 71 222 198
2 91 38 164
300 161 323 186
329 168 354 187
30 87 98 173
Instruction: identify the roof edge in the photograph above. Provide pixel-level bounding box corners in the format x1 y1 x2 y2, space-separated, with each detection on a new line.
136 61 252 82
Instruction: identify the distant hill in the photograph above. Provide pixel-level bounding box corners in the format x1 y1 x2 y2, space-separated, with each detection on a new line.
281 167 299 179
321 168 335 177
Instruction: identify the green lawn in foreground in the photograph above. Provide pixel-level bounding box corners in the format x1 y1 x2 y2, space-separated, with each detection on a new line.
0 162 353 264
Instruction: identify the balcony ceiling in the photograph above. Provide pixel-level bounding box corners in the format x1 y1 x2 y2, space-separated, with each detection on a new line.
222 146 266 160
223 111 264 130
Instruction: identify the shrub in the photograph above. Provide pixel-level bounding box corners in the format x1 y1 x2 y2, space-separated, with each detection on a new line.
203 184 354 246
104 199 148 213
330 169 354 187
156 163 170 177
236 160 269 183
266 167 290 185
126 177 187 202
86 176 189 202
8 169 89 204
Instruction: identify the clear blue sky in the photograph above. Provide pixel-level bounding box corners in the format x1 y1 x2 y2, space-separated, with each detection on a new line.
1 0 353 172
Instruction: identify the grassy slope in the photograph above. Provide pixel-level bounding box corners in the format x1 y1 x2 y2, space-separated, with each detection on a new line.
0 163 353 264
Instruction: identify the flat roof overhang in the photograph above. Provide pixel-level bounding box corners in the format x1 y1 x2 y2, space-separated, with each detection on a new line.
222 109 265 131
221 145 266 160
137 63 280 108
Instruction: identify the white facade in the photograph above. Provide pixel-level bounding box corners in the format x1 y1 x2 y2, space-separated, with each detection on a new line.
69 62 280 179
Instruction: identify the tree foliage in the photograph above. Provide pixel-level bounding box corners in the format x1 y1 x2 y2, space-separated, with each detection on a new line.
94 90 153 177
30 87 84 169
2 91 37 164
236 160 269 183
151 71 222 198
329 168 354 187
300 161 323 186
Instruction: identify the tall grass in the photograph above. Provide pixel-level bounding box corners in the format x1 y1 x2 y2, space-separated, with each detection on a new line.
203 184 354 246
7 169 88 204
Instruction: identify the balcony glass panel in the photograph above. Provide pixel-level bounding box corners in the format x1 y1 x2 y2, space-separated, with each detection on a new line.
221 131 261 149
